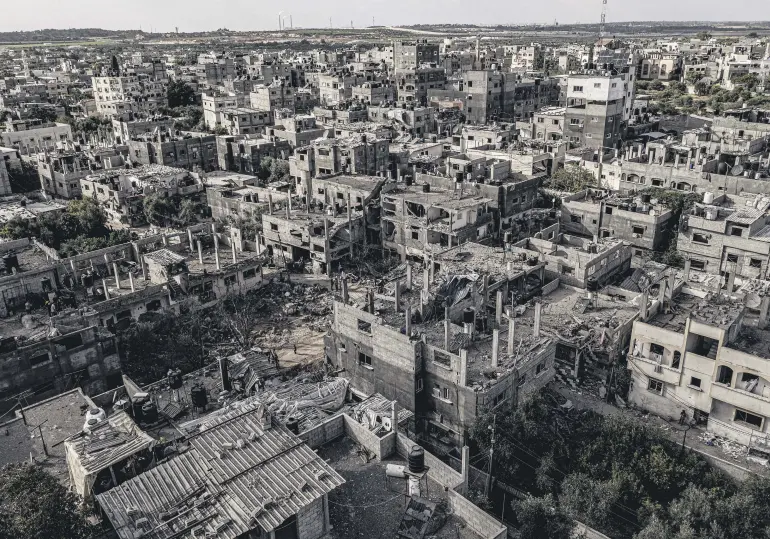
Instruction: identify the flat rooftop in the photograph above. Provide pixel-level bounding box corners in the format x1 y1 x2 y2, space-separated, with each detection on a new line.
320 437 485 539
649 291 743 332
0 196 67 225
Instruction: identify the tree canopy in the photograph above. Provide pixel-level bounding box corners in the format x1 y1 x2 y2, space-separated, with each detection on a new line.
167 80 197 108
0 464 94 539
546 166 595 192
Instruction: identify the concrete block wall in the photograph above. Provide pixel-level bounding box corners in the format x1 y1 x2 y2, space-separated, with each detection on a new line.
342 414 386 461
299 414 345 449
296 496 327 539
395 433 463 490
447 490 507 539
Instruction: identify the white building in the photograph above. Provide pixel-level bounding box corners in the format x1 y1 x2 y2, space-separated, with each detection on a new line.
92 75 167 118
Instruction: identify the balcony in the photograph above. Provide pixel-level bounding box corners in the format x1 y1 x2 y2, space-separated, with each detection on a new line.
629 354 681 386
710 383 770 418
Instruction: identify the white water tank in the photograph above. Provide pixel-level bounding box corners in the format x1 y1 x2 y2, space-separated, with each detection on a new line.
705 208 718 220
703 191 714 204
83 408 106 433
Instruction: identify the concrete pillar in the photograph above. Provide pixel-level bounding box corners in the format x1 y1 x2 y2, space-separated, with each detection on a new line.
232 247 237 265
405 305 412 337
459 349 468 387
495 290 503 326
492 329 499 368
104 254 112 275
141 257 148 281
683 258 691 281
658 279 667 303
113 263 121 289
508 316 515 356
162 234 169 247
214 235 221 270
341 277 349 303
760 296 770 329
391 401 399 437
187 228 194 251
347 192 353 257
368 289 375 314
727 270 736 294
686 157 693 169
70 260 78 280
640 290 649 321
444 318 450 350
129 271 135 292
423 267 430 294
406 264 412 290
395 282 401 312
460 446 470 495
695 147 702 164
482 274 489 308
268 193 273 215
197 240 203 265
668 273 676 298
533 302 542 338
102 278 110 300
648 151 654 164
674 153 681 168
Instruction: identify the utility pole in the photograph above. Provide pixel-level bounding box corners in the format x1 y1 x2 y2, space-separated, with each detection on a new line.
34 419 49 456
485 414 496 497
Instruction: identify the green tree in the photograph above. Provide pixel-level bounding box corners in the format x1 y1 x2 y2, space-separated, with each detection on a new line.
0 464 94 539
167 80 196 108
142 192 176 227
177 198 201 226
547 166 595 192
513 495 573 539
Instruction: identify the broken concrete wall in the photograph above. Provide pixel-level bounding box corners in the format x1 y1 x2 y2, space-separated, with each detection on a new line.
447 490 507 539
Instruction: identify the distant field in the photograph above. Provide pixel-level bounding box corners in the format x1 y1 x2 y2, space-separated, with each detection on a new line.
0 40 116 48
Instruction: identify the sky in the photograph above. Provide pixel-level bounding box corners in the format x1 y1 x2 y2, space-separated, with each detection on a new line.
2 0 770 33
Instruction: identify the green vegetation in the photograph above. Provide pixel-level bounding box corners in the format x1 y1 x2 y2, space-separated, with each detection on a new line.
0 197 135 257
141 193 202 228
638 188 702 268
257 157 291 184
0 464 94 539
167 80 197 109
471 394 770 539
545 166 595 192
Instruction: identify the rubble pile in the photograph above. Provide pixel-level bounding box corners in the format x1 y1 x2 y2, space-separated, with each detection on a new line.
698 431 748 460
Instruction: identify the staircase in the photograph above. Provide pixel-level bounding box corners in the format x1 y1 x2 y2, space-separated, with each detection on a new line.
706 341 719 360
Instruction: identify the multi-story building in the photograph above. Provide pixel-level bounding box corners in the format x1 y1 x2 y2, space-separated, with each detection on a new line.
393 41 440 70
220 107 272 136
249 81 296 112
293 135 390 179
91 75 167 118
627 283 770 449
1 119 73 155
202 92 241 130
395 65 446 105
112 116 175 145
126 131 219 172
352 81 395 105
564 70 635 150
517 106 565 142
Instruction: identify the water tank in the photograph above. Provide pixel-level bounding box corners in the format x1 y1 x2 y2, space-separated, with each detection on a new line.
504 232 512 244
703 191 715 204
85 407 106 423
463 308 475 324
422 183 431 193
3 253 19 273
286 416 300 434
141 401 158 424
587 278 599 292
386 464 407 478
705 208 718 220
190 384 208 408
408 446 425 474
405 175 413 186
168 368 183 390
717 162 729 175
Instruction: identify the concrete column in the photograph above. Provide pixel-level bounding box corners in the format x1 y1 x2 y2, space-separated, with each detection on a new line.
405 305 412 337
495 291 503 326
640 290 649 321
347 192 353 257
141 258 148 281
648 151 654 164
341 277 349 303
268 193 273 215
658 279 667 303
460 446 470 495
197 240 203 265
507 316 515 356
683 258 691 281
459 349 468 387
102 278 110 300
533 302 542 338
760 297 770 329
113 263 121 289
129 271 135 292
214 235 221 270
423 268 430 294
323 495 331 533
187 228 194 251
391 401 399 437
686 156 693 169
368 289 375 314
162 234 169 247
104 254 112 275
695 147 702 164
482 274 489 308
211 222 217 234
727 270 736 294
406 264 413 290
674 153 681 168
492 329 499 368
444 318 450 350
395 282 401 312
70 260 79 280
231 247 237 265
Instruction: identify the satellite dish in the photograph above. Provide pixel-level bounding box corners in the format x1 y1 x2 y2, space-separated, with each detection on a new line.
746 293 762 309
731 164 744 176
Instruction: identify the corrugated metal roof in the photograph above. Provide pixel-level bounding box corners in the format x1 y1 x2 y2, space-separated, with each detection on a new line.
96 401 344 539
144 248 186 266
726 208 764 224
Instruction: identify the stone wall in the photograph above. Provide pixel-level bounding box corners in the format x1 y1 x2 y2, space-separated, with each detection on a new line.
299 414 344 449
447 489 507 539
296 496 327 539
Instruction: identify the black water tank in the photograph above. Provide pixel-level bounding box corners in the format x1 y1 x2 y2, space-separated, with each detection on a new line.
141 401 158 423
405 175 413 186
463 307 475 324
408 446 425 473
191 384 208 408
168 368 183 390
3 253 18 273
587 278 599 292
286 416 300 434
422 183 431 193
718 162 729 175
